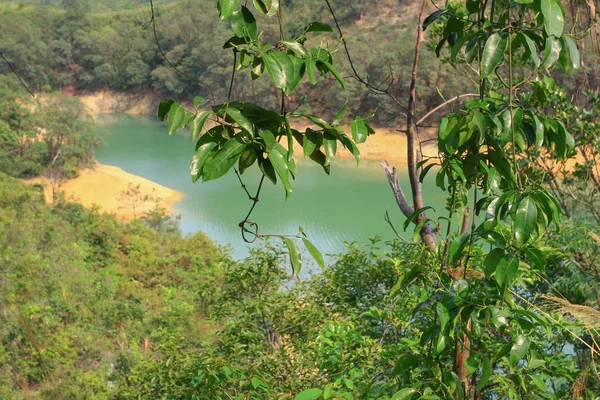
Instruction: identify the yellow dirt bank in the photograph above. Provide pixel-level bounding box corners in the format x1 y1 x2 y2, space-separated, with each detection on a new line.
29 163 182 219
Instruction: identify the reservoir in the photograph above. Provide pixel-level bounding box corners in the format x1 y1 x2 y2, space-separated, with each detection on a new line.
94 113 445 259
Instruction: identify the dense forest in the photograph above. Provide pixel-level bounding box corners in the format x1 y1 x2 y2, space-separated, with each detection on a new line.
1 172 598 398
1 0 597 124
1 0 600 398
0 0 574 123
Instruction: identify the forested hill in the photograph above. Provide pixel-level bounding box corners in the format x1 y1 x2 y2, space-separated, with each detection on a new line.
0 0 476 122
2 0 174 12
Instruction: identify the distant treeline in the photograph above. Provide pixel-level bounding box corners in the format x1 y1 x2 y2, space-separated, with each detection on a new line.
0 0 478 123
1 0 595 123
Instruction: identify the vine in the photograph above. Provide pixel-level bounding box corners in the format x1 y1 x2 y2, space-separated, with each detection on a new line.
157 0 375 275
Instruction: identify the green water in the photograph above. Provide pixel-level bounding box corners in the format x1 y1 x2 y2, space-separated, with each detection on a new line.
94 113 445 259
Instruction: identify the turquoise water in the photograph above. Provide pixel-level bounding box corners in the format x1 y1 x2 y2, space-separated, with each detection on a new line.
94 113 445 259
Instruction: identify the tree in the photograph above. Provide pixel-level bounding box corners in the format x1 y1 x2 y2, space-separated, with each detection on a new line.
157 0 600 398
116 183 155 219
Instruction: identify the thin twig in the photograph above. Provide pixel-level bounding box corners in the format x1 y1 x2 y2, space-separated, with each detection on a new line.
146 0 215 102
416 93 480 126
323 0 408 112
234 168 254 200
384 210 416 246
1 53 35 97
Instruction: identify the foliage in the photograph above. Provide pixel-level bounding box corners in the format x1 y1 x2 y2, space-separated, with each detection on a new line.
0 173 222 398
0 176 597 398
0 0 491 123
1 0 600 398
152 0 600 398
0 86 98 179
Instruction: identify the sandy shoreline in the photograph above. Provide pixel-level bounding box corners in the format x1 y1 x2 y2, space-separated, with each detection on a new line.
42 92 436 217
25 127 428 220
29 163 182 219
26 129 432 219
76 91 437 165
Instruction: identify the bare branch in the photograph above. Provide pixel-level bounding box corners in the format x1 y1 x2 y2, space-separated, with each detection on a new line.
416 93 480 126
1 53 35 98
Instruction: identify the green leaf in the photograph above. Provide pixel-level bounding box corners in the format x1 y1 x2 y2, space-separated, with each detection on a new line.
184 112 196 130
486 167 501 193
435 333 448 354
251 58 265 79
308 149 331 174
262 51 291 91
323 133 337 164
223 35 246 49
481 33 507 79
284 238 301 275
292 113 333 130
419 163 437 183
340 134 360 166
391 388 417 400
268 143 293 199
413 218 431 242
483 248 505 278
476 357 492 390
509 335 531 367
253 0 279 16
190 135 219 182
540 36 561 69
284 119 294 162
323 384 333 400
302 238 325 269
258 127 276 152
230 6 257 39
286 55 305 94
350 116 374 144
422 10 448 31
258 156 277 184
520 33 541 68
193 96 208 108
190 111 211 141
223 107 254 136
202 134 247 181
279 40 309 58
403 206 435 231
319 60 344 88
238 145 258 174
531 375 547 391
306 58 317 84
562 36 581 69
158 98 174 121
540 0 564 37
304 21 333 33
266 0 279 16
472 110 485 137
514 197 537 246
524 247 547 269
532 113 544 150
252 0 269 14
332 103 347 126
496 254 519 287
303 128 322 157
219 0 240 19
168 103 185 135
437 302 451 332
495 342 512 360
449 233 470 265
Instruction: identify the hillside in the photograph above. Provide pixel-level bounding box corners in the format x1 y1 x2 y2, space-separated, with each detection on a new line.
0 0 473 123
0 173 222 397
